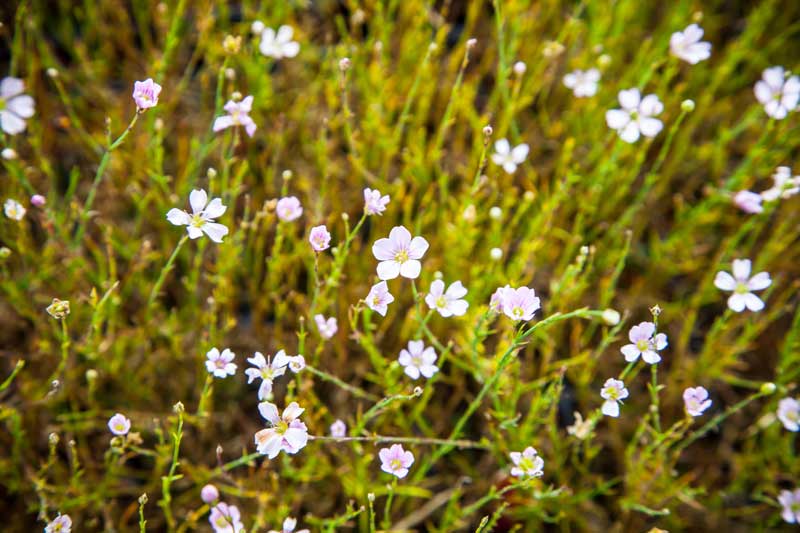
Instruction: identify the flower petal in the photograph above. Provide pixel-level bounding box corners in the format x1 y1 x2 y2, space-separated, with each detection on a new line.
189 189 208 214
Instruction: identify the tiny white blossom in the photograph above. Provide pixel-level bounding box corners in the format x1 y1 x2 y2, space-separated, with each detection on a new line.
166 189 229 243
754 66 800 120
245 351 290 400
425 280 469 317
509 447 544 478
778 397 799 432
259 25 300 59
491 139 529 174
762 166 800 201
669 24 711 64
205 348 237 378
398 340 438 380
563 68 600 97
4 198 26 221
314 314 338 339
606 88 663 143
600 378 628 417
714 259 771 312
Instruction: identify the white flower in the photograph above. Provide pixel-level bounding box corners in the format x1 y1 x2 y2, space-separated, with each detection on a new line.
213 95 257 137
491 139 529 174
669 24 711 64
779 488 800 524
276 196 303 222
268 517 310 533
600 378 628 417
365 281 394 316
605 88 664 143
254 401 309 459
761 166 800 201
754 66 800 120
0 76 35 135
288 355 306 373
245 351 290 400
778 397 799 432
107 413 131 436
425 280 469 317
620 321 668 364
372 226 429 280
398 340 438 380
509 447 544 478
563 68 600 97
206 348 237 378
4 198 26 221
683 386 712 417
259 25 300 59
314 314 338 339
209 503 244 533
714 259 771 312
364 187 390 215
45 515 72 533
166 189 229 243
330 419 347 437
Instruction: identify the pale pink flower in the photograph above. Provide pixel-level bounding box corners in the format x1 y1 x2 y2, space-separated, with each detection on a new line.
600 378 628 417
779 489 800 524
201 484 219 504
489 285 510 313
255 401 309 459
0 76 35 135
107 413 131 436
364 187 390 215
379 444 414 478
499 286 541 321
330 419 347 437
509 446 544 478
714 259 771 312
209 502 244 533
132 78 162 110
276 196 303 222
365 281 394 316
166 189 229 243
563 68 600 97
314 314 338 339
268 517 309 533
4 198 25 221
288 355 306 373
683 386 712 416
606 88 663 143
309 225 331 252
213 96 257 137
259 25 300 59
778 397 799 432
762 166 800 201
425 280 469 317
372 226 429 280
669 24 711 64
491 139 529 174
45 515 72 533
206 348 237 378
754 66 799 120
398 340 438 380
245 351 290 400
31 194 46 207
620 321 667 364
733 190 763 213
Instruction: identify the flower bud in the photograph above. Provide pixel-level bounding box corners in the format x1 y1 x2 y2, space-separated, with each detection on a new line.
46 67 59 78
466 38 477 49
339 57 351 72
490 247 503 260
760 382 777 395
2 148 17 160
31 194 46 207
513 61 527 75
251 20 265 35
201 484 219 504
681 99 695 112
602 309 621 326
489 206 502 220
482 125 493 137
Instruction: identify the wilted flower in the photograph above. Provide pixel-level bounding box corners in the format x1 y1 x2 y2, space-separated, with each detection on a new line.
288 355 305 373
372 226 429 280
567 412 594 439
509 447 544 478
778 488 800 524
45 515 72 533
606 88 664 143
683 386 712 416
276 196 303 222
209 502 244 533
46 298 71 319
669 24 711 64
268 517 309 533
379 444 414 478
714 259 771 312
0 77 35 135
213 95 257 137
108 413 131 436
733 190 764 213
4 198 25 220
777 397 799 432
498 286 541 321
245 351 289 400
132 78 162 110
425 280 469 317
563 68 600 97
259 25 300 59
365 281 394 316
166 189 229 243
201 484 219 504
754 66 799 120
309 225 331 252
620 321 668 364
206 348 237 378
255 401 309 459
314 314 337 339
761 166 800 201
491 139 529 174
330 419 347 437
364 187 390 215
600 378 628 417
398 340 438 380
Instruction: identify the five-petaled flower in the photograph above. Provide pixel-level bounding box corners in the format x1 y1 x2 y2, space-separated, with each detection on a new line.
245 351 290 400
268 517 309 533
259 25 300 59
209 502 244 533
372 226 429 280
398 340 439 380
364 187 390 215
288 355 306 373
733 190 764 214
600 378 628 417
620 321 668 364
314 314 338 339
254 401 309 459
777 397 799 432
276 196 303 222
309 225 331 252
45 514 72 533
166 189 229 243
0 76 35 135
213 95 257 137
132 78 162 110
779 488 800 524
762 166 800 201
206 348 237 378
563 68 600 97
379 444 414 478
365 281 394 316
4 198 26 221
606 88 664 143
669 24 711 64
108 413 131 436
754 66 799 120
509 446 545 478
425 280 469 317
714 259 771 312
683 386 712 417
330 419 347 437
491 139 529 174
497 286 541 322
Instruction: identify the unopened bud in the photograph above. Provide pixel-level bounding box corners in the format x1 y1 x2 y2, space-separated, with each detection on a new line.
760 382 777 395
513 61 527 75
681 99 695 112
602 309 621 326
339 57 351 72
482 125 493 137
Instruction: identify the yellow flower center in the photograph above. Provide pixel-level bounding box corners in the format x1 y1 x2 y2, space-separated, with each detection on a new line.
636 339 649 351
191 213 205 228
394 250 409 263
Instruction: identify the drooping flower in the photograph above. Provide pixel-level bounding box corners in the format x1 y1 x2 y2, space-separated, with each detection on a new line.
365 281 394 316
761 166 800 201
132 78 162 110
714 259 771 312
268 517 309 533
166 189 229 243
669 24 711 64
620 322 668 364
425 280 469 317
314 314 338 339
309 225 331 252
206 348 237 378
0 76 35 135
288 355 305 373
498 286 541 321
379 444 414 479
364 187 390 215
754 66 799 120
254 401 309 459
45 515 72 533
509 446 544 478
201 484 219 504
778 489 800 524
683 386 712 417
259 25 300 59
209 502 244 533
733 190 764 213
600 378 628 417
491 139 529 174
398 340 438 380
213 95 257 137
605 88 664 143
563 68 600 97
4 198 26 220
276 196 303 222
372 226 429 280
245 351 290 400
777 397 799 432
107 413 131 436
330 419 347 437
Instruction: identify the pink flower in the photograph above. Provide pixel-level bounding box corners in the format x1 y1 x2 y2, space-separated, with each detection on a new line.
330 419 347 437
108 413 131 436
364 187 390 215
779 489 800 524
489 285 510 313
309 225 331 252
132 78 162 110
509 446 544 478
379 444 414 478
314 314 338 339
45 514 72 533
425 280 469 317
213 95 257 137
365 281 394 316
733 190 764 213
600 378 628 417
714 259 771 312
166 189 229 243
245 351 289 400
0 76 35 135
201 484 219 504
254 401 309 459
498 286 541 321
31 194 46 207
398 340 438 379
206 348 237 378
276 196 303 222
209 502 244 533
372 226 429 280
754 66 799 120
620 321 667 364
683 386 712 417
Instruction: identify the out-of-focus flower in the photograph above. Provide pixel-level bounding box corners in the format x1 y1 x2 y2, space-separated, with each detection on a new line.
563 68 600 97
223 35 242 55
754 66 799 120
268 517 309 533
213 95 257 137
733 190 764 213
489 285 510 313
209 502 244 533
108 413 131 436
4 198 25 220
498 286 541 321
255 401 309 459
491 139 529 174
425 280 469 317
490 247 503 260
245 351 289 400
276 196 303 222
683 386 712 416
314 314 338 339
309 225 331 252
45 515 72 533
669 24 711 64
46 298 70 319
513 61 527 75
201 484 219 504
761 166 800 201
330 419 347 437
777 397 799 432
379 444 414 478
365 281 394 316
778 489 800 524
398 340 438 380
509 447 544 478
620 321 668 364
600 378 628 417
31 194 46 207
372 226 429 280
132 78 162 110
567 412 594 439
206 348 237 378
166 189 229 243
251 20 265 35
364 187 390 215
714 259 771 312
259 25 300 59
0 76 35 135
602 308 621 326
288 355 305 373
606 88 663 143
1 147 17 159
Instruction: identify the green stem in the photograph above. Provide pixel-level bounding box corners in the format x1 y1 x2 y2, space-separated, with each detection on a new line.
146 234 189 316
